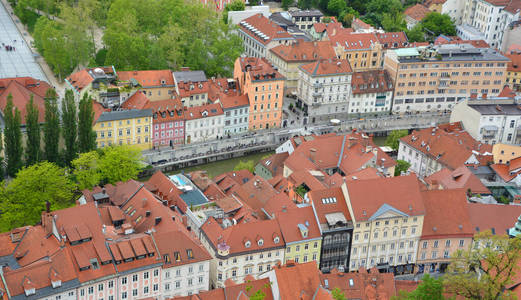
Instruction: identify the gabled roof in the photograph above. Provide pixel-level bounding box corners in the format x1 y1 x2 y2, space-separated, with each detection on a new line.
149 98 185 122
269 41 336 62
0 77 49 124
424 166 491 194
375 32 409 49
66 66 115 92
345 175 425 222
404 4 431 21
236 57 286 82
468 203 521 235
420 189 474 239
239 14 294 46
184 103 223 121
308 187 351 225
117 70 174 87
153 230 211 268
258 152 289 177
121 91 151 110
275 206 321 243
273 261 324 300
300 58 352 76
330 32 379 51
506 52 521 72
208 78 249 109
351 70 393 94
320 268 397 300
96 108 152 123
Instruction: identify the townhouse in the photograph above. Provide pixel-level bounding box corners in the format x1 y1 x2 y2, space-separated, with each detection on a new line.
0 77 48 126
492 143 521 164
329 32 384 71
398 123 493 178
451 97 521 145
458 0 521 50
506 52 521 92
208 78 249 136
384 44 508 114
173 69 209 107
184 103 224 144
297 58 353 123
149 99 186 147
349 70 393 117
267 41 336 91
345 175 425 273
417 189 473 274
118 70 175 101
289 10 324 31
199 218 285 288
237 14 296 58
93 105 153 150
276 206 322 266
234 57 285 130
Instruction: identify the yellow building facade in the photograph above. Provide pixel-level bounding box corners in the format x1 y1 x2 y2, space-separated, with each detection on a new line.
94 109 153 150
285 239 322 266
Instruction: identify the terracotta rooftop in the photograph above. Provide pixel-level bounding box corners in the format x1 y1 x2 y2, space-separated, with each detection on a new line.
506 52 521 73
351 18 373 30
153 230 211 268
400 123 493 171
300 58 353 76
424 166 491 194
468 203 521 235
312 21 342 34
345 175 426 222
232 175 290 218
237 57 285 82
169 277 273 300
117 70 174 87
420 189 474 239
208 78 249 109
66 66 115 92
184 103 223 121
258 152 288 177
351 70 393 94
177 80 209 99
273 261 325 300
404 4 431 21
330 32 380 51
238 14 294 45
214 170 254 195
375 32 409 49
149 98 185 122
0 77 50 124
308 186 351 225
270 41 336 62
275 206 321 243
121 91 151 110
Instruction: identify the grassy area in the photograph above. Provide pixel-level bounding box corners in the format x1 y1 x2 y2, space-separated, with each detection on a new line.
167 151 274 179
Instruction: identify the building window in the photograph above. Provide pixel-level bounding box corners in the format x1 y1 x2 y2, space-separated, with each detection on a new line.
121 277 127 284
144 272 149 279
133 274 138 282
459 240 465 247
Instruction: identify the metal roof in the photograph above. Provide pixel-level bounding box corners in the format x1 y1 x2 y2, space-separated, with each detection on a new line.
97 109 152 123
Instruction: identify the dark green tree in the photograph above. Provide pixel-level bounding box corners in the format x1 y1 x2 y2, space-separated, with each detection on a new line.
327 0 346 16
365 0 403 27
78 93 97 153
382 11 407 32
3 94 23 177
44 88 60 163
61 89 78 166
297 0 313 9
421 12 456 38
282 0 293 10
223 0 245 23
394 274 446 300
385 129 409 150
406 24 426 43
394 160 411 176
25 95 41 166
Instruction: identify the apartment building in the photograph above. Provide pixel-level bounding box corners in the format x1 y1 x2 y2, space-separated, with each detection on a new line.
118 70 175 101
424 0 466 25
267 41 336 91
451 98 521 145
93 106 153 150
418 189 473 274
238 14 296 58
208 78 249 136
149 99 185 147
234 57 285 130
289 9 324 30
173 69 209 107
346 175 425 273
384 44 508 114
506 52 521 91
297 58 352 123
330 32 384 71
458 0 521 50
184 103 224 143
349 70 393 117
200 218 285 288
398 123 493 177
277 206 322 266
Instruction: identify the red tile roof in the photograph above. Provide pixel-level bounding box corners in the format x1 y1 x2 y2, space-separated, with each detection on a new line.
490 163 521 182
424 166 491 194
308 187 351 225
404 4 431 21
345 167 382 181
239 14 294 45
184 103 223 121
376 32 409 49
345 175 425 221
400 123 493 171
275 206 321 243
270 41 336 62
273 261 324 300
330 33 379 51
169 277 274 300
117 70 174 87
66 66 115 92
177 81 209 99
468 203 521 235
0 77 50 124
258 152 288 177
121 91 151 110
420 189 474 239
300 58 353 76
236 57 285 82
351 70 393 94
215 170 254 195
351 18 373 30
149 98 185 123
320 268 397 300
506 53 521 73
313 21 342 34
145 171 187 213
208 78 249 109
153 230 211 268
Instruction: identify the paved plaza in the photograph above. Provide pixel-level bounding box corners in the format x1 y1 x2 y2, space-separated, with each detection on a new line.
0 1 47 81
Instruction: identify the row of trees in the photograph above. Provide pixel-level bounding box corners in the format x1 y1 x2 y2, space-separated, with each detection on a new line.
0 145 144 232
2 89 96 177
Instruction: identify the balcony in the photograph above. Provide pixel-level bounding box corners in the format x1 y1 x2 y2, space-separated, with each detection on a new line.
313 82 323 88
481 125 498 139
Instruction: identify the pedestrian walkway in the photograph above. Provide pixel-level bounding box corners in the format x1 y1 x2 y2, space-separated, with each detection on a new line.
0 0 47 81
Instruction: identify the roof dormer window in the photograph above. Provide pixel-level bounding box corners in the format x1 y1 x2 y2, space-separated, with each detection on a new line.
257 239 264 246
245 240 251 248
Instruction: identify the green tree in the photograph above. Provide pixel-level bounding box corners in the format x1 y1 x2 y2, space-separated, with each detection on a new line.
332 287 347 300
406 24 425 43
99 145 143 184
365 0 403 27
61 89 78 166
43 88 60 163
72 151 102 190
327 0 346 16
25 95 41 166
339 7 359 27
385 129 409 150
223 0 245 23
0 162 76 231
297 0 313 9
3 95 23 177
421 12 456 39
78 93 97 153
394 160 411 176
382 11 406 32
394 274 446 300
444 231 521 300
234 160 255 173
282 0 293 10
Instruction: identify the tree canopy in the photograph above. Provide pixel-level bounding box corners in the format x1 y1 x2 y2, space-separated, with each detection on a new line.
394 160 411 176
421 12 456 39
72 151 102 190
234 160 255 173
98 145 144 184
385 129 409 150
394 274 446 300
3 94 23 177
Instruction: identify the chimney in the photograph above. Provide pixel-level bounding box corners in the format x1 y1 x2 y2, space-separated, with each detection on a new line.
309 148 317 162
46 201 51 213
